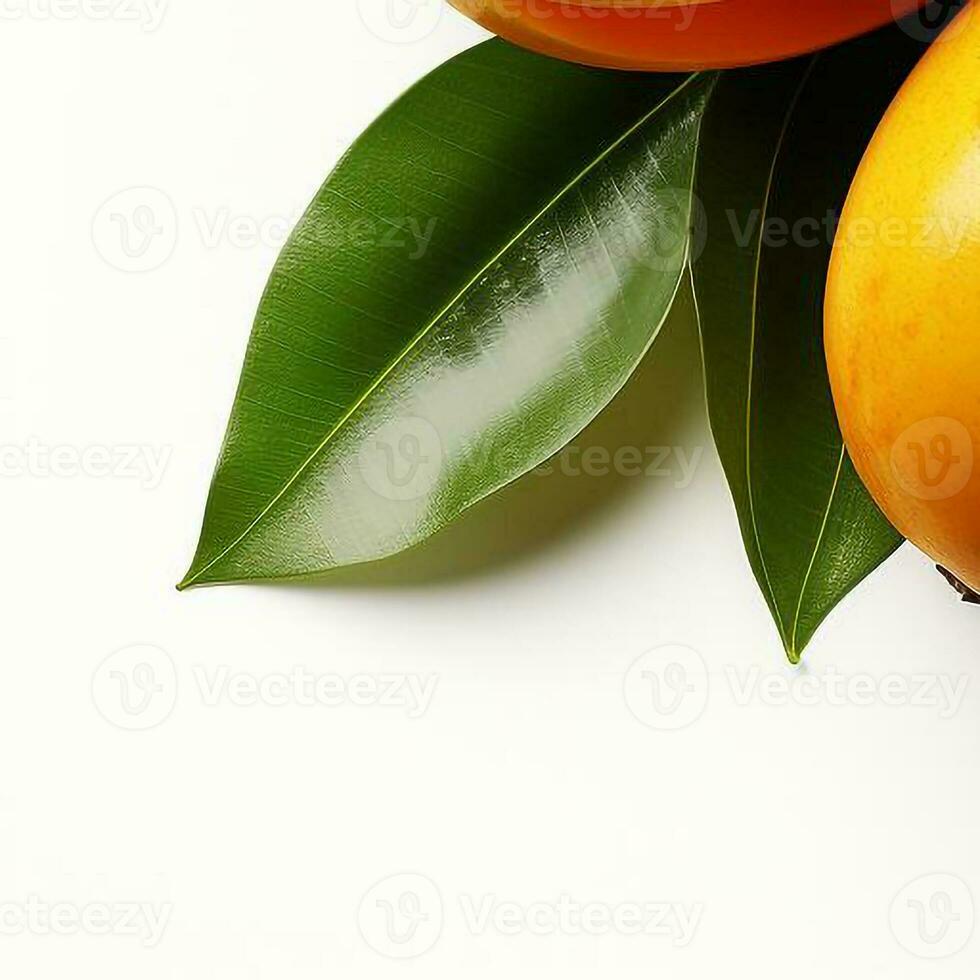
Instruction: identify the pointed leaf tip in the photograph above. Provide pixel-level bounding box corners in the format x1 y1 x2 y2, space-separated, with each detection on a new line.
692 30 911 656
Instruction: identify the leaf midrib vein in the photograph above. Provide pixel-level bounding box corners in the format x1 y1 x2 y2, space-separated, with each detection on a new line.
743 56 818 652
789 444 845 656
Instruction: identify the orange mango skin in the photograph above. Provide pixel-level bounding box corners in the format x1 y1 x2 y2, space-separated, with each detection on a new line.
449 0 925 70
826 2 980 592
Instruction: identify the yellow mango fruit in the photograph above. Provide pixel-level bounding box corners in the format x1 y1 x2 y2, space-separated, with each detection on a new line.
826 2 980 596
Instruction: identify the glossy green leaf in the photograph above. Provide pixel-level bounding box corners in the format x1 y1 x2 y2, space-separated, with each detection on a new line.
180 41 714 588
691 31 918 661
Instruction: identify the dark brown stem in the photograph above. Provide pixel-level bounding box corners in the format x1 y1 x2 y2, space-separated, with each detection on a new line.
937 566 980 605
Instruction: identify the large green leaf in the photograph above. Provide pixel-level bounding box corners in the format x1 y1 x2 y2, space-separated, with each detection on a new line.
180 41 713 588
691 31 920 661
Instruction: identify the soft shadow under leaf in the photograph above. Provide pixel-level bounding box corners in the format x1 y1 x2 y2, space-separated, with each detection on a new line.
285 282 704 590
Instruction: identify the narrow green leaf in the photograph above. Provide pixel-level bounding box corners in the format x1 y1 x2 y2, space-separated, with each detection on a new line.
180 41 714 588
691 30 919 660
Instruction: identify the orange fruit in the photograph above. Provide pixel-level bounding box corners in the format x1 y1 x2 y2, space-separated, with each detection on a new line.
449 0 925 70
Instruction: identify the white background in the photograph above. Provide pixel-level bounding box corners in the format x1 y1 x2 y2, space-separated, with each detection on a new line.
2 1 979 977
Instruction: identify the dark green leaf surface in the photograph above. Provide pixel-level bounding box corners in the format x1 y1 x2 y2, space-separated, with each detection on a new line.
691 31 918 660
180 41 713 588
